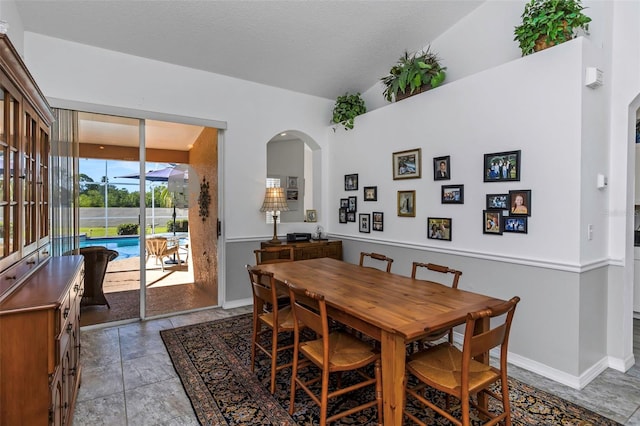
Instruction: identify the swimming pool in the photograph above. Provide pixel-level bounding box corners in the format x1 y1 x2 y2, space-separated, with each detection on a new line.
79 236 142 260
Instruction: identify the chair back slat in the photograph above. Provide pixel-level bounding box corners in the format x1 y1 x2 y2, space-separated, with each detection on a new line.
254 246 295 265
359 252 394 273
462 297 520 366
246 266 279 311
287 281 328 337
411 261 462 288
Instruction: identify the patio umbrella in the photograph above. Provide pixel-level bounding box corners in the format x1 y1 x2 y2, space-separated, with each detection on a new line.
116 165 189 246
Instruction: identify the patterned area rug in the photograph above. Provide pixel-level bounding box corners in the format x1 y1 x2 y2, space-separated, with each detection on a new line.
160 313 621 426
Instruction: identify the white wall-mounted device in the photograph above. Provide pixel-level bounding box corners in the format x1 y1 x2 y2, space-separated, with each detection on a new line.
597 173 607 189
585 67 603 89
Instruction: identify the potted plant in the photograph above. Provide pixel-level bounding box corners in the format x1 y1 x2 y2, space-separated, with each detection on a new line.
381 47 446 102
514 0 591 56
332 92 367 130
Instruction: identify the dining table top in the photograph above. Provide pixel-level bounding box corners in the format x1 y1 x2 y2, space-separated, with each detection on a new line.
258 257 505 341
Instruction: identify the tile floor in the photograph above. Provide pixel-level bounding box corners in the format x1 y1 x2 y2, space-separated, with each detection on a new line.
73 310 640 425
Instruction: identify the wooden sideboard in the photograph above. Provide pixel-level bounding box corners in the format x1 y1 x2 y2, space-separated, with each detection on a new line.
0 255 85 426
261 239 342 261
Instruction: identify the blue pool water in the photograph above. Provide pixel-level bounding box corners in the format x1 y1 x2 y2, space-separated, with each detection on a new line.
79 235 188 261
79 237 141 260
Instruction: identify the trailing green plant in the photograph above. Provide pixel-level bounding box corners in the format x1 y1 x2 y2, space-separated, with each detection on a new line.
514 0 591 56
332 92 366 130
381 47 446 102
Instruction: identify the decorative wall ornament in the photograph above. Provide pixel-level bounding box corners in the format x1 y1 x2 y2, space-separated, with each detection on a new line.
198 177 211 222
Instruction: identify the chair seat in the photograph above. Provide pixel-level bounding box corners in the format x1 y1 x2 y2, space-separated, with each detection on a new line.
300 331 378 371
259 306 298 330
407 342 500 392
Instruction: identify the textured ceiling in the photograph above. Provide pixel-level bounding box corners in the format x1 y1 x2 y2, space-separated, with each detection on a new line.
15 0 484 100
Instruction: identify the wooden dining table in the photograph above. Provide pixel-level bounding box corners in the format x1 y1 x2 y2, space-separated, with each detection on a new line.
259 257 506 425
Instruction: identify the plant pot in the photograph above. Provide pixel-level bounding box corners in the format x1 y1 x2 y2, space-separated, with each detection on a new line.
395 84 431 102
533 21 571 53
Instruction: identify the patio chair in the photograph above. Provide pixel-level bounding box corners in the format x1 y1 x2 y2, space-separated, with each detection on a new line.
79 246 119 308
145 237 180 272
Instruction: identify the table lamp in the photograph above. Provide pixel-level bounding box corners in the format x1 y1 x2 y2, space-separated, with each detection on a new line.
260 187 289 244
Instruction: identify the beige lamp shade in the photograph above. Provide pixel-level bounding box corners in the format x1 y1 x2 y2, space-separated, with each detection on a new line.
260 187 290 212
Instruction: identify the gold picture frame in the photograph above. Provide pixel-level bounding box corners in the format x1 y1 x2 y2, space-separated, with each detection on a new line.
397 190 416 217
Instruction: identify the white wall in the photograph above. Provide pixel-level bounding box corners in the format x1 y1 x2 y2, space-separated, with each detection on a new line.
332 40 584 264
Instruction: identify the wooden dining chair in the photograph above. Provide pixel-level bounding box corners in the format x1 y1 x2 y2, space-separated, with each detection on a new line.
403 296 520 426
359 251 394 273
246 265 298 394
254 246 295 265
286 280 383 426
411 262 463 346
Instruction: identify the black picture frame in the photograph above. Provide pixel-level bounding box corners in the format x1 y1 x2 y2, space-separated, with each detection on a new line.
484 150 521 182
433 155 451 181
441 184 464 204
346 211 356 222
359 213 371 233
508 189 531 216
340 198 349 209
427 217 452 241
347 196 357 213
339 208 347 223
372 211 384 231
483 210 503 235
486 193 509 210
504 216 528 234
364 186 377 201
345 173 358 191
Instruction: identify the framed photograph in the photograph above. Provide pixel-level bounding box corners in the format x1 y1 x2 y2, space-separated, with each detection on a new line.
427 217 452 241
393 148 422 180
305 209 317 222
486 193 509 210
372 211 384 231
345 173 358 191
287 176 298 189
509 189 531 216
339 208 347 223
359 213 371 233
433 156 450 181
364 186 377 201
286 189 298 201
484 150 521 182
504 216 528 234
397 190 416 217
483 210 503 235
348 196 357 213
441 184 464 204
340 198 349 209
346 211 356 222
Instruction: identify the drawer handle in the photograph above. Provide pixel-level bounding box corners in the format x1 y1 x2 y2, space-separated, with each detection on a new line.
73 284 79 292
63 307 70 319
5 275 16 280
66 323 73 333
27 260 36 265
42 251 49 255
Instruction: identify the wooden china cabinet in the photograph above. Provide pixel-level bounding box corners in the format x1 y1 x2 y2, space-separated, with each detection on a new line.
0 35 84 426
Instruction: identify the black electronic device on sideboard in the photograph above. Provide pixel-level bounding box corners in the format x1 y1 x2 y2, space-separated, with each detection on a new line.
287 233 312 242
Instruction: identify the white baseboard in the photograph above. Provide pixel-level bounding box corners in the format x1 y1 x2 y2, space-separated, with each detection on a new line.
608 353 636 372
222 297 252 310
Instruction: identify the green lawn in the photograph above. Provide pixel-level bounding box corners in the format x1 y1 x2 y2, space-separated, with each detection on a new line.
80 226 169 237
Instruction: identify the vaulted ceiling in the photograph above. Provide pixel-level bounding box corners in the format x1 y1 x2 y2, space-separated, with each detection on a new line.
15 0 484 100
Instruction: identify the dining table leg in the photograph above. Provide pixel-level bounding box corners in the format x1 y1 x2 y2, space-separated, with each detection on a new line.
380 330 406 425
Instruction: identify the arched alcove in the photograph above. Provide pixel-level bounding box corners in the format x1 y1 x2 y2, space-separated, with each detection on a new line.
266 130 321 223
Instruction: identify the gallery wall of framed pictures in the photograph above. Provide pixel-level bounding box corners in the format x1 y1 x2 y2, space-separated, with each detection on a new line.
336 148 532 243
